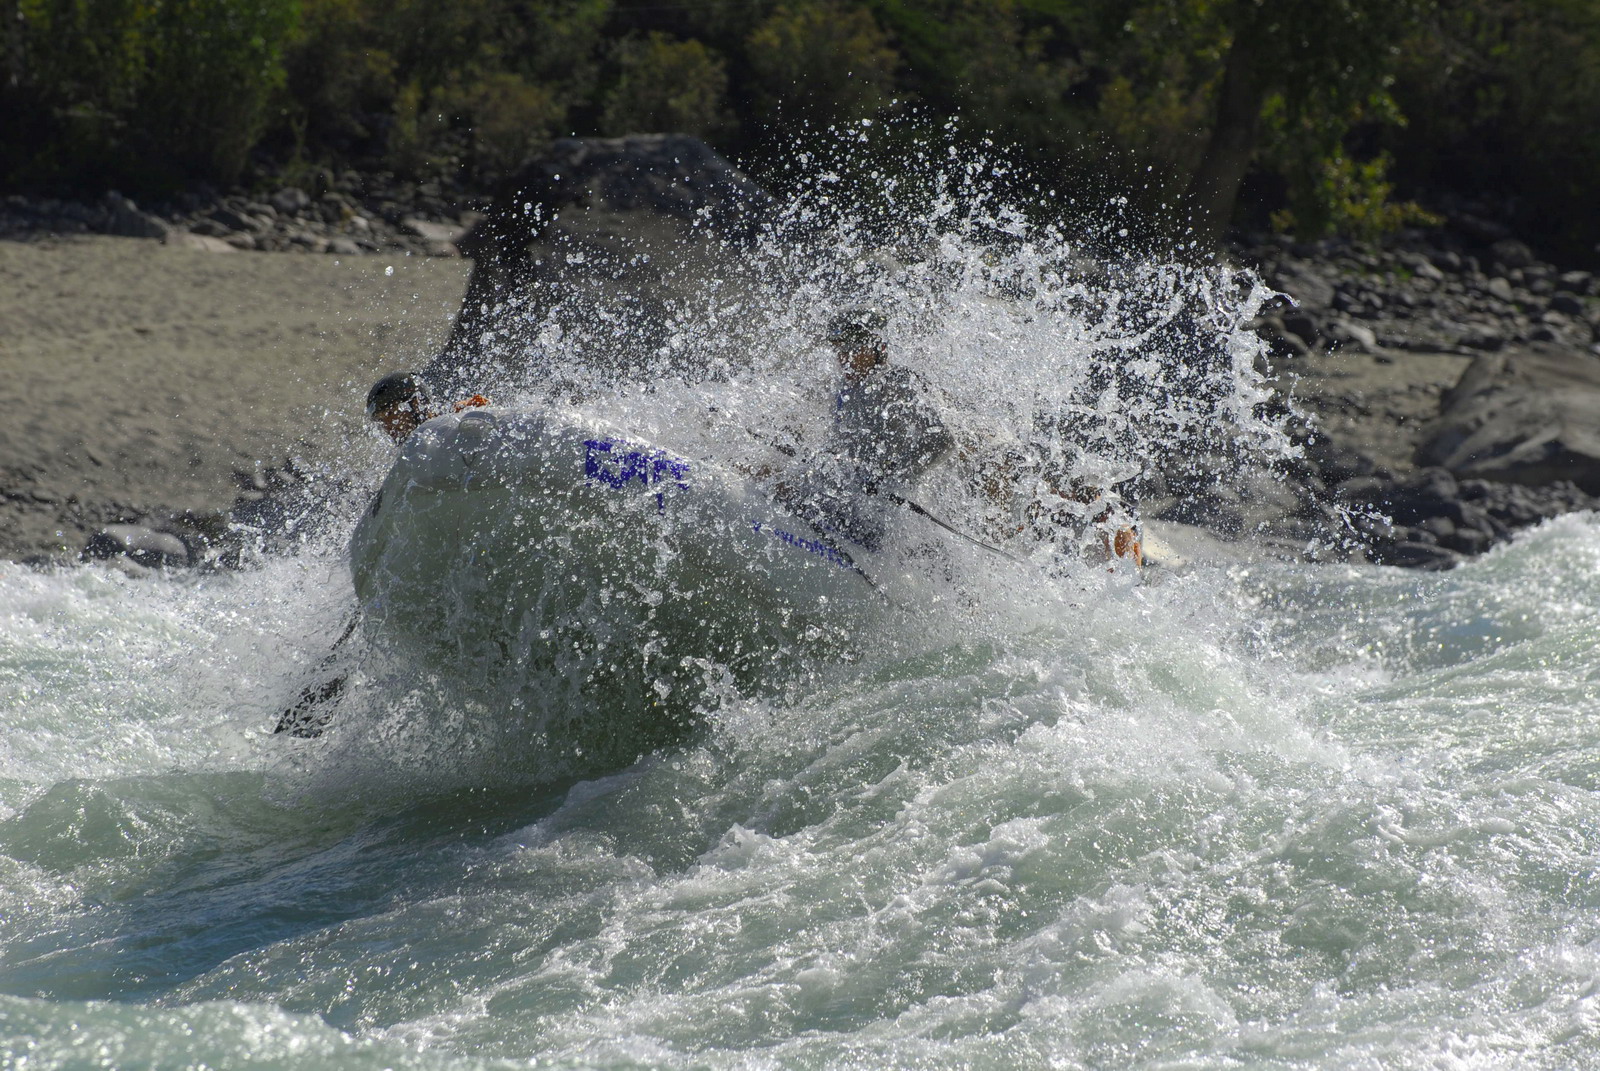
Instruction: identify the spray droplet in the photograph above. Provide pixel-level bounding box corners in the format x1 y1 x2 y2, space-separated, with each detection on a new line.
385 265 394 276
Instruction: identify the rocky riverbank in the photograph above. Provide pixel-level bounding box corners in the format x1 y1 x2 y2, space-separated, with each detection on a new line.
3 155 1597 572
0 171 477 258
1223 227 1600 569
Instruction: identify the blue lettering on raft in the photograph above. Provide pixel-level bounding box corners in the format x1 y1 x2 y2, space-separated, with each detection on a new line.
583 439 691 513
752 518 855 570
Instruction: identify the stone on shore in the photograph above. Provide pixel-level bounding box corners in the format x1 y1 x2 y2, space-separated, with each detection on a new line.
425 134 777 393
104 193 171 240
1417 342 1600 493
81 524 192 568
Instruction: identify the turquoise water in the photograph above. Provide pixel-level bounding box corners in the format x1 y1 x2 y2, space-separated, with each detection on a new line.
5 513 1600 1069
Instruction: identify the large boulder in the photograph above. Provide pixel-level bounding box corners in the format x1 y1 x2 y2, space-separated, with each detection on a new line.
1416 342 1600 493
423 134 777 395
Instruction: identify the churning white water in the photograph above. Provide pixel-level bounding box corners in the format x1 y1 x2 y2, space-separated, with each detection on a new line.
5 135 1600 1069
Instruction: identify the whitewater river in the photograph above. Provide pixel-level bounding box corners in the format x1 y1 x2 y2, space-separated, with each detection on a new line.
8 132 1600 1068
4 510 1600 1069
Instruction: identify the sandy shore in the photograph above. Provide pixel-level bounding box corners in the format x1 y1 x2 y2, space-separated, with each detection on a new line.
0 235 470 561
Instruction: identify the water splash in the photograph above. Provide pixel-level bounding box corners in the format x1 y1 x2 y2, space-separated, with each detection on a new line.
29 129 1585 1071
313 127 1296 784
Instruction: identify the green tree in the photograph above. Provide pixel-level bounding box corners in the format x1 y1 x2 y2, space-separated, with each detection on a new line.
1177 0 1434 243
600 33 735 139
138 0 300 183
278 0 396 163
3 0 156 186
744 2 898 130
4 0 298 190
1389 0 1600 260
875 0 1090 155
378 0 610 183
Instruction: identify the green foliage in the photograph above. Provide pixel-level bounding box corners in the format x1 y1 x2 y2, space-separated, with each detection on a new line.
11 0 1600 254
393 72 564 181
875 0 1088 152
600 34 735 139
297 0 611 184
4 0 148 185
138 0 300 183
1387 0 1600 258
744 2 898 130
1269 151 1442 240
1258 88 1425 239
279 0 396 159
4 0 298 190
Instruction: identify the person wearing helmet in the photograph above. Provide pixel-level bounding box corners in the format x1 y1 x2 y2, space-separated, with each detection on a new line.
824 308 954 493
365 372 434 442
818 309 1140 567
276 373 493 739
365 372 491 443
775 308 954 550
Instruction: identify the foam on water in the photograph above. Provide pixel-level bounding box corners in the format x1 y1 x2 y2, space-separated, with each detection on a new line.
5 515 1600 1067
6 130 1600 1067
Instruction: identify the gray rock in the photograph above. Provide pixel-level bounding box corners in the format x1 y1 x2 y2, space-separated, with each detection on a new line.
1376 541 1462 570
1417 342 1600 493
1411 258 1445 282
1487 277 1515 302
190 217 232 238
1442 527 1493 555
1273 262 1337 308
171 232 236 253
1550 292 1586 317
1457 214 1513 244
1281 310 1320 347
1557 270 1594 294
82 524 191 567
208 206 262 232
1306 437 1377 483
1417 515 1456 540
103 193 170 240
1491 238 1537 270
270 187 311 215
426 134 778 395
327 237 362 255
1255 314 1309 359
1328 317 1378 353
402 217 464 243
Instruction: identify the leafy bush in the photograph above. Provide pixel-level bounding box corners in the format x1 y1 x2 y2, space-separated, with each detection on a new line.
376 0 609 183
1268 151 1442 239
137 0 300 183
744 2 898 130
278 0 396 162
600 33 734 140
1388 0 1600 259
5 0 298 190
410 72 564 180
13 0 1600 254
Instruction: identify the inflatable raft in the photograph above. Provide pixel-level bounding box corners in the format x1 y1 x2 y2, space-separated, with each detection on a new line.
348 407 930 754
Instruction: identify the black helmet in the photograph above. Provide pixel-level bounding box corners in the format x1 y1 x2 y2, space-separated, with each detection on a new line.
825 307 887 350
365 372 424 417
